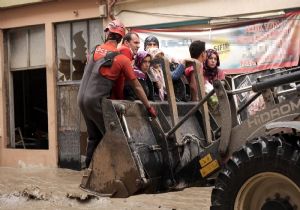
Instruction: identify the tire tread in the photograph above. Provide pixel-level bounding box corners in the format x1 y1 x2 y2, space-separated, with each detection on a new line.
210 135 300 210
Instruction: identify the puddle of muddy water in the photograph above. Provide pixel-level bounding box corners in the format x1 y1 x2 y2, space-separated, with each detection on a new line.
0 167 212 210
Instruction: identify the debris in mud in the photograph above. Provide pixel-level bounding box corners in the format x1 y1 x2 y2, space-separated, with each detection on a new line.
172 181 188 191
66 192 98 203
18 186 50 201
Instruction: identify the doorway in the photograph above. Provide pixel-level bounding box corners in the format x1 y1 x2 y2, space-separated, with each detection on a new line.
12 69 48 149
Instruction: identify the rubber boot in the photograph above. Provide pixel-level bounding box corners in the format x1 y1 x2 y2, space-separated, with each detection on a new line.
85 140 100 168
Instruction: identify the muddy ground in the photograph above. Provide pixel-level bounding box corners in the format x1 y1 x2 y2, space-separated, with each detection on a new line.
0 167 212 210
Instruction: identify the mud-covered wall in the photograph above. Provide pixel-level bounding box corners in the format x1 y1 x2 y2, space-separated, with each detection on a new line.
0 0 101 167
0 30 6 150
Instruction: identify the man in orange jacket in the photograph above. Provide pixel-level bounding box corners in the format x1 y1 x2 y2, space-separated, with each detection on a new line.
111 32 141 99
119 31 140 60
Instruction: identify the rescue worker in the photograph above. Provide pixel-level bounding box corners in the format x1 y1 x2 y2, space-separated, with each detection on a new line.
77 20 157 168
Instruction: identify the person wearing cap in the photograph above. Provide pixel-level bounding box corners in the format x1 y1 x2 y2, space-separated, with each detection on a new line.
77 20 157 168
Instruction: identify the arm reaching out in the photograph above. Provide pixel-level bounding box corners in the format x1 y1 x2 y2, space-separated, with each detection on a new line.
129 79 157 118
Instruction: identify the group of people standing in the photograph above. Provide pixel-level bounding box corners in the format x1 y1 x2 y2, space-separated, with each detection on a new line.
115 31 225 103
77 20 224 168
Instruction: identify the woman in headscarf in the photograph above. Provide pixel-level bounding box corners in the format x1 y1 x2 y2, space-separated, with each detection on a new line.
203 49 224 83
146 47 166 101
202 49 225 110
145 35 187 101
124 51 154 100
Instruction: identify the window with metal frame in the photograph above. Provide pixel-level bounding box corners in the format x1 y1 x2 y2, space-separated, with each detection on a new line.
55 19 103 82
5 25 48 149
8 25 45 70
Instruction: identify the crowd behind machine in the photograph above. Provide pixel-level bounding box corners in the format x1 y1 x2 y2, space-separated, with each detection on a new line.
117 32 224 104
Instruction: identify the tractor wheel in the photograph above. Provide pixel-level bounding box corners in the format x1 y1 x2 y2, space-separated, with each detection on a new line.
210 135 300 210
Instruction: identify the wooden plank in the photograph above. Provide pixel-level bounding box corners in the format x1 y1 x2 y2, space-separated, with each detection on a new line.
8 71 15 147
193 61 212 144
58 130 81 170
57 84 81 170
69 85 80 129
161 57 180 143
58 85 80 130
58 86 67 128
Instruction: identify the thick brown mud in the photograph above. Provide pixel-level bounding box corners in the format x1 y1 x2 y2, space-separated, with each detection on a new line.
0 167 211 210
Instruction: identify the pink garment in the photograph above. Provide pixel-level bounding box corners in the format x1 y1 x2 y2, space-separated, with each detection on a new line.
149 66 165 100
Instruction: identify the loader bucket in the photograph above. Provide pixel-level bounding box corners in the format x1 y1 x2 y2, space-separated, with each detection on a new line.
80 99 216 197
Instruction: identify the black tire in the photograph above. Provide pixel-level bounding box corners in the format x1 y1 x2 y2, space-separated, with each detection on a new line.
211 135 300 210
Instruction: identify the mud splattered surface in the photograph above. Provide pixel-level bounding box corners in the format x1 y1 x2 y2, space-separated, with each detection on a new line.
0 167 212 210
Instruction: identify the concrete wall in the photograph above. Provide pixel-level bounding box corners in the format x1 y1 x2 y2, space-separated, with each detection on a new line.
0 0 101 28
0 30 7 164
115 0 300 27
0 0 52 8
